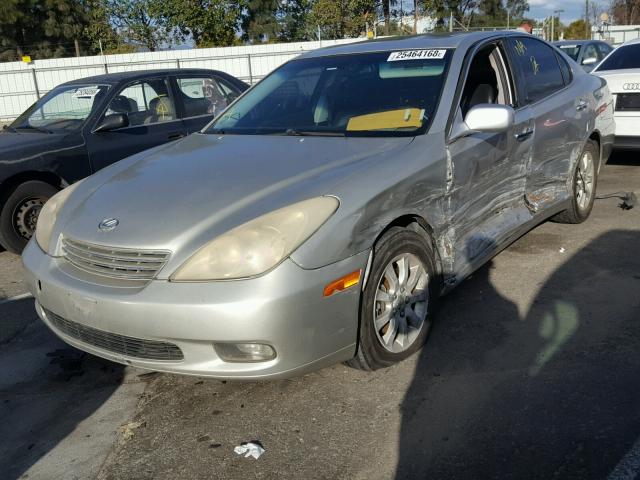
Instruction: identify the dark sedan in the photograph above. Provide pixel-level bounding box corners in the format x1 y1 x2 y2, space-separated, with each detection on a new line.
554 40 614 72
0 68 247 253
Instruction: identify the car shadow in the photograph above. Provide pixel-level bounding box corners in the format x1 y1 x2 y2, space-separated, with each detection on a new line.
0 298 124 480
396 230 640 479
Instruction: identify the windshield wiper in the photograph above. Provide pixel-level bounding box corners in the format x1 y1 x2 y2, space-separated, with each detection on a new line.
2 125 17 133
15 125 53 134
283 128 345 137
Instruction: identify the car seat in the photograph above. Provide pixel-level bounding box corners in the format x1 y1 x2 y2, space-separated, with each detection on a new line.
144 96 175 124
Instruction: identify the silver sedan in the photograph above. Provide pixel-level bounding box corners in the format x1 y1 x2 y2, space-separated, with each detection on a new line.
22 32 614 379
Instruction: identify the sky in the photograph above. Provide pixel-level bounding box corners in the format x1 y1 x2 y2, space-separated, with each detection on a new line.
527 0 589 23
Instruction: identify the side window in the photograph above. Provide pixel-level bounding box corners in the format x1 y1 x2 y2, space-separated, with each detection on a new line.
556 53 572 85
177 76 238 118
459 44 512 117
508 37 564 104
583 44 599 62
105 78 175 127
596 43 612 60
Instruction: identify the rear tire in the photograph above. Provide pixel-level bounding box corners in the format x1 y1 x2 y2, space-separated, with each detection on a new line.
0 181 58 254
348 227 438 371
552 140 598 224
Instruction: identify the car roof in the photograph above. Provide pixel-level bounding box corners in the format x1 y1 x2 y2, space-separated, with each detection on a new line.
298 31 523 59
620 37 640 46
554 40 591 45
61 68 226 86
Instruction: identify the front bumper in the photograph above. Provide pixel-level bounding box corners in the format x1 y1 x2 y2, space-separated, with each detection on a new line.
22 240 369 379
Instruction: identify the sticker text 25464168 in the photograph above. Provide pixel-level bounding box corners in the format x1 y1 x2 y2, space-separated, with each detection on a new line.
387 50 446 61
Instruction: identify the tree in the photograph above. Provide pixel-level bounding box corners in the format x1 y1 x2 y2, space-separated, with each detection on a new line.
310 0 377 38
154 0 246 47
564 19 590 39
611 0 640 24
280 0 314 41
242 0 280 42
109 0 171 51
0 0 101 61
83 0 126 54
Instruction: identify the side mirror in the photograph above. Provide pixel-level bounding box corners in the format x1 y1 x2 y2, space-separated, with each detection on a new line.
465 104 514 133
94 113 129 133
582 57 598 65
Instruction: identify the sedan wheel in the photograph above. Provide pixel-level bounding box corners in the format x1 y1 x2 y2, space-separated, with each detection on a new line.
0 180 58 254
373 253 429 353
348 226 438 371
552 140 599 224
575 149 595 213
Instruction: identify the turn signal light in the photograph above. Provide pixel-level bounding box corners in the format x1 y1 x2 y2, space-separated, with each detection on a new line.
323 270 361 297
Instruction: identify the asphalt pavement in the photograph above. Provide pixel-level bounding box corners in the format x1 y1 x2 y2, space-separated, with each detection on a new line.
1 151 639 480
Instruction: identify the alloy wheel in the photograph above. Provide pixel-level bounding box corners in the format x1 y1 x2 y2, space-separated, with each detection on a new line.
373 253 429 353
576 150 595 212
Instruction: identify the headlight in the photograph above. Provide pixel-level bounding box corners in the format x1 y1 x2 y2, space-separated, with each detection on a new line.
171 196 339 281
35 182 82 254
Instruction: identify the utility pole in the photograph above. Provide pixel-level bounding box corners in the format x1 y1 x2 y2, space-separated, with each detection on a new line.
507 9 510 30
449 11 453 32
414 0 418 33
585 0 589 39
551 15 554 41
74 39 80 57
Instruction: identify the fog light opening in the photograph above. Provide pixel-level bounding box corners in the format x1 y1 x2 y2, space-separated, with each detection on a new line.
214 343 276 363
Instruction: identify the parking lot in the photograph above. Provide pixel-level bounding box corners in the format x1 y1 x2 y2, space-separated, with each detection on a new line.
0 151 639 480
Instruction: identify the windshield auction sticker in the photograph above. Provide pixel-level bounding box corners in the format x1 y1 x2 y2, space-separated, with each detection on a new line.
73 86 101 98
387 50 446 61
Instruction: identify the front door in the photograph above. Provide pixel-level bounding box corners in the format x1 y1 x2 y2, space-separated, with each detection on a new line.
444 41 532 278
86 77 187 173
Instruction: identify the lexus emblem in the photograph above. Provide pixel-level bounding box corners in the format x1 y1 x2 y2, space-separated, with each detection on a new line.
98 218 119 231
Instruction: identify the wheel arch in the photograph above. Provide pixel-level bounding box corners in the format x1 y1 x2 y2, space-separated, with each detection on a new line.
369 213 444 292
0 171 64 203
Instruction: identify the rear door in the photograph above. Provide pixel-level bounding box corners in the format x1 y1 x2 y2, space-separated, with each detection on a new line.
173 74 244 134
505 36 584 211
86 76 187 172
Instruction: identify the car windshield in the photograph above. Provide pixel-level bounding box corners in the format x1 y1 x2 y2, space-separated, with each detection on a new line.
596 44 640 71
206 50 453 137
9 84 109 133
557 44 581 61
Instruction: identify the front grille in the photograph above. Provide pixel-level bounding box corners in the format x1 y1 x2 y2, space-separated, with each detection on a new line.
616 93 640 111
45 309 184 361
62 238 170 282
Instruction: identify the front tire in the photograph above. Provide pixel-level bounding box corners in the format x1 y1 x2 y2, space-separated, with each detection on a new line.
348 227 438 371
0 181 58 254
552 140 598 224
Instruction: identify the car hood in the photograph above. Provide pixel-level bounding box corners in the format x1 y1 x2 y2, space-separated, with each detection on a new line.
593 68 640 93
57 133 414 272
0 131 69 164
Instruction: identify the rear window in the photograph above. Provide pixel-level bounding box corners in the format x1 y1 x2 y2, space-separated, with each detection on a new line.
557 44 581 61
596 44 640 71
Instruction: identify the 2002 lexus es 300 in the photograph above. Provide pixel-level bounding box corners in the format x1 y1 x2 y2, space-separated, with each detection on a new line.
23 32 614 379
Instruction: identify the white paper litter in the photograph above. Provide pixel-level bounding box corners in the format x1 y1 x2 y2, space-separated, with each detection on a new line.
559 247 566 253
234 442 265 459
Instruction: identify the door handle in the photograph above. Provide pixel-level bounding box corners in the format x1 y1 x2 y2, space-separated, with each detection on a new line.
515 128 534 141
576 100 588 111
168 133 185 141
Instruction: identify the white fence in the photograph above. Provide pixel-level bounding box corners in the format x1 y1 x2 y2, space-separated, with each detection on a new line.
0 38 360 121
591 25 640 46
